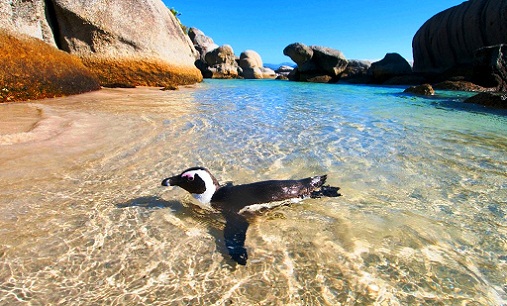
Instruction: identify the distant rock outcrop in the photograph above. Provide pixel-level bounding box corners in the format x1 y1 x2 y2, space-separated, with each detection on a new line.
188 27 219 73
203 44 241 79
188 27 219 62
367 53 412 83
188 27 275 79
340 60 371 83
0 0 202 101
412 0 507 77
283 43 348 83
239 50 276 79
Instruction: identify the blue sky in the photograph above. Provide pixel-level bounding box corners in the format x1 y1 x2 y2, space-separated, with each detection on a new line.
163 1 465 64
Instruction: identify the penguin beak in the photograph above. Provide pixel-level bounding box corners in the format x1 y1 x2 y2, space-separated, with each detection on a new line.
161 175 180 187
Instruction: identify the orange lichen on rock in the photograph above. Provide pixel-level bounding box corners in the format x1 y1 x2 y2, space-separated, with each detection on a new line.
0 30 101 103
80 57 203 88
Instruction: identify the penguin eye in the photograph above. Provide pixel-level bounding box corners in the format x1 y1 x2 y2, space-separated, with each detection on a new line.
187 176 194 181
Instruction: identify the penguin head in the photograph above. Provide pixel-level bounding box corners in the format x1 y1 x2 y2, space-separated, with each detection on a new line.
162 167 220 204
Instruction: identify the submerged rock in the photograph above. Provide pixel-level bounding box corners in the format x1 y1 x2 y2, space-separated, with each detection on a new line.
403 84 435 96
464 92 507 109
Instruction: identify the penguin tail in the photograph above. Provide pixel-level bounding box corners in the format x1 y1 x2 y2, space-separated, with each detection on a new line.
309 175 341 198
310 174 327 188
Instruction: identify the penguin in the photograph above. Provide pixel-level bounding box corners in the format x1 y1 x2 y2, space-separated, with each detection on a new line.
161 166 341 265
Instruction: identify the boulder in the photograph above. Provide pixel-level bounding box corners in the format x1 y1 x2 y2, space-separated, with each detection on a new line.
283 43 313 66
0 0 56 46
239 50 276 79
188 27 218 61
473 44 507 91
311 46 348 76
382 75 427 85
1 0 202 91
433 80 490 92
403 84 435 96
340 59 372 83
205 44 236 66
464 92 507 109
368 53 412 83
282 42 348 83
275 65 294 75
260 67 277 79
413 0 507 75
239 50 263 69
203 45 240 78
239 50 262 79
1 30 100 102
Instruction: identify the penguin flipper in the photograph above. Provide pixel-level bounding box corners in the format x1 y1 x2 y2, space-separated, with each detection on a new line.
223 211 249 265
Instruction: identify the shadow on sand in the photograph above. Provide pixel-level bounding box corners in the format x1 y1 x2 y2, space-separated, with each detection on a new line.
115 196 244 268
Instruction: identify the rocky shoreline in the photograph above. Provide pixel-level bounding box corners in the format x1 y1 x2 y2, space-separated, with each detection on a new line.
1 0 201 102
1 0 506 109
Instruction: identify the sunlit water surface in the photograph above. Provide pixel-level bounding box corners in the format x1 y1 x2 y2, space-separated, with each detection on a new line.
1 80 506 305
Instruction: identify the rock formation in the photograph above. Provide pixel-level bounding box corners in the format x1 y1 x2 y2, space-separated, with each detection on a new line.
412 0 507 76
0 0 202 101
283 43 348 83
339 60 371 83
188 27 219 62
0 30 100 102
188 27 219 72
203 45 241 78
464 92 507 109
473 44 507 91
239 50 276 79
367 53 412 83
403 84 435 96
188 27 275 79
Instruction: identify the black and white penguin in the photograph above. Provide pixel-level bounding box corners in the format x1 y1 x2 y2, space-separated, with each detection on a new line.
161 166 341 265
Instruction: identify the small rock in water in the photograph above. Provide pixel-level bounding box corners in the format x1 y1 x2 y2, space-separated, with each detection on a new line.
403 84 435 96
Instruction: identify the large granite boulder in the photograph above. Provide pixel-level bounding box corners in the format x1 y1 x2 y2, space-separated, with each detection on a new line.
283 43 313 66
412 0 507 76
239 50 276 79
0 0 56 45
188 27 218 61
1 30 100 102
188 27 219 73
473 44 507 91
339 59 371 83
283 42 348 83
203 45 240 78
0 0 202 95
311 46 348 77
367 53 412 83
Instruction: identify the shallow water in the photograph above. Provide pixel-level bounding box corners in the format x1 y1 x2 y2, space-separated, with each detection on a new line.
0 80 506 305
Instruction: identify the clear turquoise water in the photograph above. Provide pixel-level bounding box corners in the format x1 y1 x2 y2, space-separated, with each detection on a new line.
0 80 506 304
